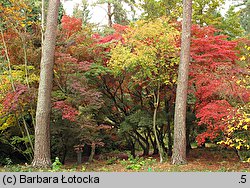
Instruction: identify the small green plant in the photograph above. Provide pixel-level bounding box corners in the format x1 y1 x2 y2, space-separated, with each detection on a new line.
106 157 117 165
51 157 62 171
147 167 152 172
120 154 157 171
4 165 22 172
126 163 142 170
81 165 86 172
4 158 13 166
145 157 157 165
71 163 77 170
99 167 109 172
218 167 227 172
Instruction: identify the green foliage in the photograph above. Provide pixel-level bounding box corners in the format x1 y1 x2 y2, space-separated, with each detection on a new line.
139 0 182 20
73 0 91 25
113 1 130 25
139 0 247 39
0 157 13 166
106 156 118 165
11 136 34 154
51 90 67 101
58 2 65 24
85 63 112 79
140 0 224 26
192 0 224 26
93 0 136 25
50 114 80 163
238 0 250 34
218 6 245 39
119 110 152 133
51 157 62 172
120 154 157 170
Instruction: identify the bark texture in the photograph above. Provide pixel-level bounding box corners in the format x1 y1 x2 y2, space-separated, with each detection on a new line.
153 84 166 163
32 0 60 168
107 2 113 27
172 0 192 165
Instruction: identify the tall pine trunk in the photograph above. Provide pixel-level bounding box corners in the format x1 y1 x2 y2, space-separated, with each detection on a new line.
172 0 192 165
32 0 60 168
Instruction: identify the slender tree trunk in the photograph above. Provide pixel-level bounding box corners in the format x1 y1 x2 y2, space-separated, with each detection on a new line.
32 0 60 168
130 133 147 155
130 141 136 158
152 84 166 163
125 133 136 157
0 29 15 91
159 129 168 154
172 0 192 165
151 137 159 155
88 143 96 162
186 121 191 154
144 134 150 156
107 2 112 27
148 129 158 154
134 130 150 156
21 116 34 153
41 0 45 46
165 97 173 156
19 28 30 89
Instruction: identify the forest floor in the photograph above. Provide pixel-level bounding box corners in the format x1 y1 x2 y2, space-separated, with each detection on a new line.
1 148 249 172
67 148 250 172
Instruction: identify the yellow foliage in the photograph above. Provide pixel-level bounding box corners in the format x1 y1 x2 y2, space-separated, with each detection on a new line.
0 114 15 131
240 56 246 61
0 0 34 30
108 17 180 85
2 65 39 85
218 102 250 161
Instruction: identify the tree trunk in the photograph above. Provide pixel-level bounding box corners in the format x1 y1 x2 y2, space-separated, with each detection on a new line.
32 0 60 168
125 133 136 158
165 97 173 156
130 142 136 158
88 143 96 162
172 0 192 165
134 130 150 156
186 122 191 154
159 129 168 154
152 138 159 155
130 133 146 155
62 144 67 164
107 2 112 27
152 84 166 163
144 134 150 156
148 130 158 155
41 0 45 45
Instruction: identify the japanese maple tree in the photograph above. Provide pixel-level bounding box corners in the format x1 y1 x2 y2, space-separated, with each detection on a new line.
189 25 250 148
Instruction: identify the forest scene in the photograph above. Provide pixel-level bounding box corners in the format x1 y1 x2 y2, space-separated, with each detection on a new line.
0 0 249 172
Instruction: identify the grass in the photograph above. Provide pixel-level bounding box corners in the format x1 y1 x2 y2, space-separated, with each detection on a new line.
0 148 249 172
